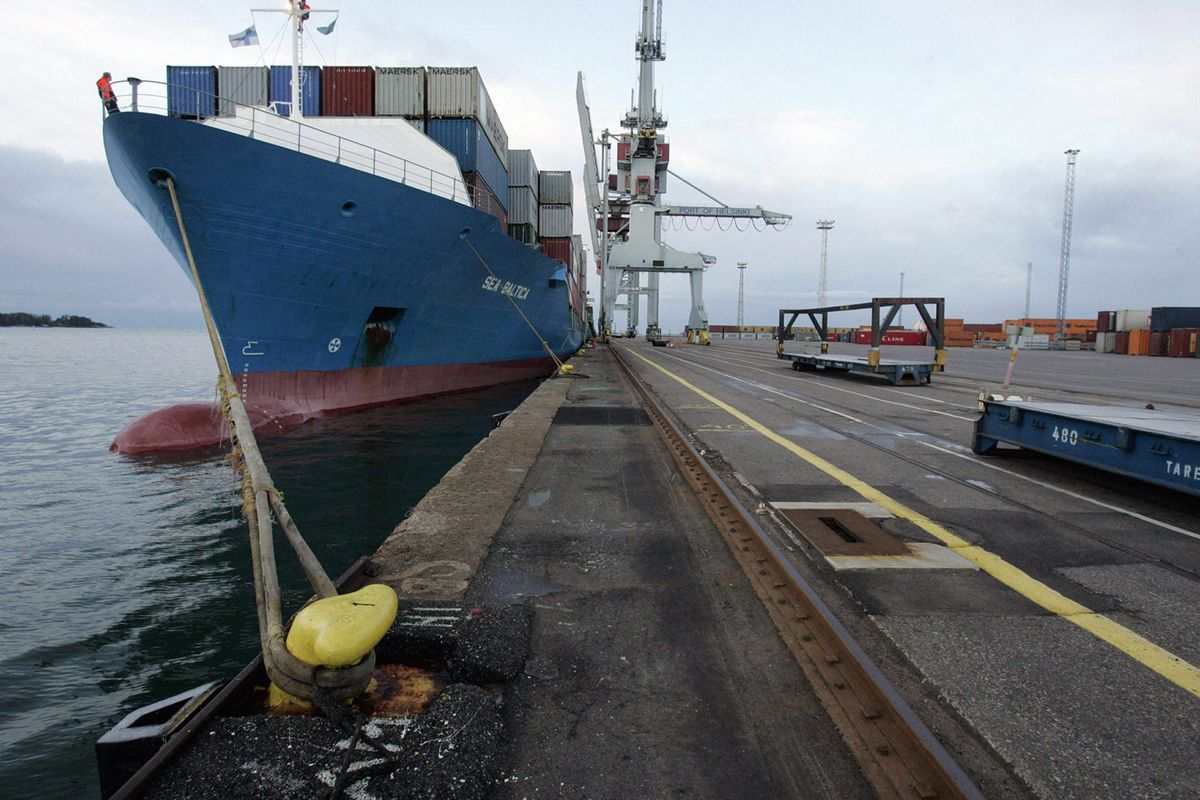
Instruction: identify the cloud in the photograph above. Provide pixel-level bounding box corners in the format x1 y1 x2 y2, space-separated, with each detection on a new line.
0 146 200 328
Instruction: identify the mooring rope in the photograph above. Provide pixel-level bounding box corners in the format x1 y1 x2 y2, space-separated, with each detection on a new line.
459 232 573 376
162 176 375 701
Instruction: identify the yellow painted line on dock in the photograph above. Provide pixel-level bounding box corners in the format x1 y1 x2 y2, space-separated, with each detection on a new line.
625 347 1200 698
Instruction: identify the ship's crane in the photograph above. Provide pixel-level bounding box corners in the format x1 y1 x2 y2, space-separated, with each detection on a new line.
577 0 790 342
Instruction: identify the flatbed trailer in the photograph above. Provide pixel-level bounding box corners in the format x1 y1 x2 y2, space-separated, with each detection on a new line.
974 397 1200 497
779 351 934 385
776 297 946 386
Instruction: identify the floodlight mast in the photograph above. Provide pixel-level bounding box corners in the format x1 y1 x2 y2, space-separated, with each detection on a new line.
816 220 835 308
737 262 747 327
1055 149 1080 345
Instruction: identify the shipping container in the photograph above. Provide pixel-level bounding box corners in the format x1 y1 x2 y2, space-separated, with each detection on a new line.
217 66 268 116
538 204 573 237
1149 331 1168 356
508 149 539 193
1113 330 1129 354
1095 331 1110 353
538 171 574 205
404 118 426 133
1095 310 1117 333
853 329 928 346
1150 307 1200 332
375 67 425 117
1167 328 1198 357
507 186 537 227
167 65 217 118
426 118 508 208
269 65 322 117
426 67 508 168
463 171 506 233
1115 309 1151 332
539 237 572 267
321 66 374 116
1126 328 1150 356
508 224 537 245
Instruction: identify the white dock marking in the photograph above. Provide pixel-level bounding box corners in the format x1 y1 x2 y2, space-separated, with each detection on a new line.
917 441 1200 541
826 542 978 571
770 501 892 518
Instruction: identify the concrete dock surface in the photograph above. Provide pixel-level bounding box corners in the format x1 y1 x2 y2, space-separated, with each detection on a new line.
144 340 1199 799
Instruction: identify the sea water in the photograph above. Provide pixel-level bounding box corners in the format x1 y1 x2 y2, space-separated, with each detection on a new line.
0 328 535 798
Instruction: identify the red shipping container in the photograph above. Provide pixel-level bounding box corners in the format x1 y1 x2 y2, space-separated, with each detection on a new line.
853 329 928 346
1114 330 1129 354
463 172 507 234
539 236 572 266
1149 331 1168 356
1169 328 1199 357
321 66 375 116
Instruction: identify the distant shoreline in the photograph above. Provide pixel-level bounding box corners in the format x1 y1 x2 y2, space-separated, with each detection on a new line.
0 313 109 328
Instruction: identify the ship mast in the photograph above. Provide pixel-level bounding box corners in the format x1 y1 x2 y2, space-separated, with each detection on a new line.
291 1 303 120
254 2 335 119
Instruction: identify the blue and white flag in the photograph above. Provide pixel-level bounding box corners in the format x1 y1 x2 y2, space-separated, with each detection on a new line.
228 25 259 48
317 16 338 35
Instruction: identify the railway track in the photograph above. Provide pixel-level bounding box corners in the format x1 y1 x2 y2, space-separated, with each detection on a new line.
612 344 985 800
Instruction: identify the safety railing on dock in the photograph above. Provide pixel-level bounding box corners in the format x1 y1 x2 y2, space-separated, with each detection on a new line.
106 78 471 206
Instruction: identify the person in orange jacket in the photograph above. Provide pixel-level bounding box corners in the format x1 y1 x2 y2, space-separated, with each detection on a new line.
96 72 119 114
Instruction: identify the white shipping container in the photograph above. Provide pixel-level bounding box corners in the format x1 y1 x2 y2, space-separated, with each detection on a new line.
218 66 268 116
375 67 425 117
539 170 573 205
426 66 508 168
507 186 537 226
508 149 539 193
1115 308 1151 332
538 204 573 237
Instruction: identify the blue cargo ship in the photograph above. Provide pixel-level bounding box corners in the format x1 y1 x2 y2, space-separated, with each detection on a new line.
101 21 584 453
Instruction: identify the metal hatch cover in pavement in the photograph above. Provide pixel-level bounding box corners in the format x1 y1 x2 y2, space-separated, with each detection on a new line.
779 508 909 557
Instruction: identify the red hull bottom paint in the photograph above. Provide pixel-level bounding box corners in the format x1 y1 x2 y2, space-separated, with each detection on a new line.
111 356 559 454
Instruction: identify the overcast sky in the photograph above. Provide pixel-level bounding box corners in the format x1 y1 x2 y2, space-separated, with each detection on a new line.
1 1 1196 330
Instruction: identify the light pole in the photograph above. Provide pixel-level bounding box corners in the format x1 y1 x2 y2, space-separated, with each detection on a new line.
737 262 747 328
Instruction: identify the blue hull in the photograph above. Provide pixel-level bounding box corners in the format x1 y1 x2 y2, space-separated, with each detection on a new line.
103 112 582 417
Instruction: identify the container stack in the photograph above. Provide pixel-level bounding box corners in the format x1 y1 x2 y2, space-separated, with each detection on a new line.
374 67 425 130
1103 309 1152 355
268 65 322 117
1151 307 1200 358
321 67 375 116
944 319 974 347
507 150 539 245
537 171 574 266
217 66 268 116
570 234 587 319
1002 317 1097 342
426 67 509 232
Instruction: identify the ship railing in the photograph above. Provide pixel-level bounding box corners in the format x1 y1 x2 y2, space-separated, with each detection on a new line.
106 78 471 206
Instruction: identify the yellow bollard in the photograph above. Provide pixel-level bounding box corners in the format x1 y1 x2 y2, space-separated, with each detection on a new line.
267 584 398 710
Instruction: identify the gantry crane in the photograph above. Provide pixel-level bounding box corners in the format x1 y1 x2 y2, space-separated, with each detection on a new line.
577 0 790 343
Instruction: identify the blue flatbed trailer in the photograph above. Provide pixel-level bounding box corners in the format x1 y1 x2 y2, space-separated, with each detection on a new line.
779 351 934 386
974 398 1200 497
